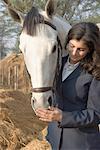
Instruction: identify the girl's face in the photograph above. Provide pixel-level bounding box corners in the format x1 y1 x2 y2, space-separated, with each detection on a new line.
68 39 89 64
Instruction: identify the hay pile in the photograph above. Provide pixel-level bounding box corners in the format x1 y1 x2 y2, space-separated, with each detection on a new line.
0 89 51 150
0 53 31 92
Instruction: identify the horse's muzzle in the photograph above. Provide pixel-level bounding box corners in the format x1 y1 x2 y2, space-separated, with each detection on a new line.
31 95 53 111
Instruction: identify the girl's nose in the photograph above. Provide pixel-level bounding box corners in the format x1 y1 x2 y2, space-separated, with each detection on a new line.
72 48 77 55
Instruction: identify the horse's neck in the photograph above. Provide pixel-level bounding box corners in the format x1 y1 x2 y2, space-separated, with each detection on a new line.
52 16 71 56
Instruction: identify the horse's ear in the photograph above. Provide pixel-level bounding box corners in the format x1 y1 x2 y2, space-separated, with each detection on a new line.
3 0 24 26
8 7 25 26
45 0 57 18
3 0 9 5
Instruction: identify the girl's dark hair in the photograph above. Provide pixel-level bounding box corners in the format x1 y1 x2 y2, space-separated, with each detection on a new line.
65 22 100 80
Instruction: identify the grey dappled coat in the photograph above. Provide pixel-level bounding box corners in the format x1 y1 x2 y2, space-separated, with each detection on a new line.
46 56 100 150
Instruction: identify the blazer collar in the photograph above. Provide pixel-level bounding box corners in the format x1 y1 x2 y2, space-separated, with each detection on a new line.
60 56 82 82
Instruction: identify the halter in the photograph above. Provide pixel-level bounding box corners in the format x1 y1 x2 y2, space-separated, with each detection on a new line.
32 21 62 93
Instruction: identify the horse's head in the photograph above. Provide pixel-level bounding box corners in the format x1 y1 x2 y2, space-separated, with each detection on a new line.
4 0 71 110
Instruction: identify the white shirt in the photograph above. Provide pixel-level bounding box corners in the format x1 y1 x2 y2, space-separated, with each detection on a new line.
62 57 79 82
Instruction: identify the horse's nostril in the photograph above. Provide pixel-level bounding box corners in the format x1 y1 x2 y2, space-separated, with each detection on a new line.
48 96 52 106
31 97 36 111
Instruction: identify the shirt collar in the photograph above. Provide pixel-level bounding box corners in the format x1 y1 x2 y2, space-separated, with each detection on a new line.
67 57 80 68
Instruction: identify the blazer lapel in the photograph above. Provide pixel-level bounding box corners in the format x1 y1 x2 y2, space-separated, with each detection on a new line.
59 56 68 83
61 56 82 82
58 56 82 83
63 65 82 81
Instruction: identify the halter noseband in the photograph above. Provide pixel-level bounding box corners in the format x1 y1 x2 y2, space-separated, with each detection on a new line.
32 87 52 93
32 21 62 93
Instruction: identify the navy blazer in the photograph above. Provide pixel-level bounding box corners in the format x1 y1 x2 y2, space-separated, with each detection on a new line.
46 56 100 150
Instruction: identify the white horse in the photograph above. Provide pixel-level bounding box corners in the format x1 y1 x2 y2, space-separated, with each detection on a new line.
97 23 100 30
4 0 71 110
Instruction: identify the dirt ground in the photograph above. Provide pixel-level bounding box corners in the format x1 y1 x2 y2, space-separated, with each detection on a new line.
0 89 51 150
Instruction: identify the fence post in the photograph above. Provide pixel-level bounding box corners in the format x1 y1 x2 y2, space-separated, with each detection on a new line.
8 67 11 88
14 65 18 90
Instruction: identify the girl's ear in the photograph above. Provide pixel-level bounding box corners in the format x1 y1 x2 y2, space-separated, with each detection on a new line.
45 0 57 18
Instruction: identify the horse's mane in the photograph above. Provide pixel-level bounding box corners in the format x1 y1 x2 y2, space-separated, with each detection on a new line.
23 7 45 36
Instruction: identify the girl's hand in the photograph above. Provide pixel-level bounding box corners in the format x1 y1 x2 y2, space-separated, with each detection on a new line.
35 107 62 122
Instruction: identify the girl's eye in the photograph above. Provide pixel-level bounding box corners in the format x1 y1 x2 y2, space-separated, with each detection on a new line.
52 45 56 53
69 45 74 50
69 43 74 48
70 45 74 48
78 48 85 52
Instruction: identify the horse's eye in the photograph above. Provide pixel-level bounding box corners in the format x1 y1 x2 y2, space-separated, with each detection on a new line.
52 45 56 53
